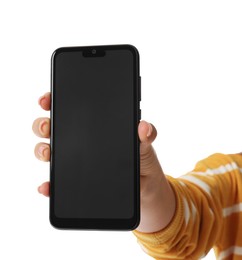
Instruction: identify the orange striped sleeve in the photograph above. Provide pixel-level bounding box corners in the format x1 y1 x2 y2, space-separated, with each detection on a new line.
132 153 242 259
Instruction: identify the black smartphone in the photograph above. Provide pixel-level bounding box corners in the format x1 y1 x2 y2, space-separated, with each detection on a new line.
50 44 141 230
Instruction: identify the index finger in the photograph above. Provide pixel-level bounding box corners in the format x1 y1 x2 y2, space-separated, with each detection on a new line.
38 92 51 111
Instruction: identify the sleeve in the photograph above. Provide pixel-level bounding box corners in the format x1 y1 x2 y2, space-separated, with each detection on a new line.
132 153 242 260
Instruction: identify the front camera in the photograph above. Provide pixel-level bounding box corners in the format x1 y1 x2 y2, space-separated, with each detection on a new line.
92 49 96 54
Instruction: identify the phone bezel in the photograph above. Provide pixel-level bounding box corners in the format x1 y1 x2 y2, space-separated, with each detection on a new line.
50 44 140 230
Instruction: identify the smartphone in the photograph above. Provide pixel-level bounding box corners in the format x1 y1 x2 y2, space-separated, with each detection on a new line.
50 44 141 230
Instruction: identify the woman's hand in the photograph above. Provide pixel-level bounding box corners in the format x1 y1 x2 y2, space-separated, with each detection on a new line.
32 92 176 232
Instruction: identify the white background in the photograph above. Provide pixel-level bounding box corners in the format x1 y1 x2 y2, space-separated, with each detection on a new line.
0 0 241 259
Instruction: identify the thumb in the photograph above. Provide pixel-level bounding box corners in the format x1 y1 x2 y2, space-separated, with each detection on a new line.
138 120 157 146
138 120 163 177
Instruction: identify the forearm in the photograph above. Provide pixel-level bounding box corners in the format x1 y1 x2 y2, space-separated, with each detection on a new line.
136 172 176 233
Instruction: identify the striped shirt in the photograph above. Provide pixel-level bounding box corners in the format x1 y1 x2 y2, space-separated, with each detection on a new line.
133 153 242 259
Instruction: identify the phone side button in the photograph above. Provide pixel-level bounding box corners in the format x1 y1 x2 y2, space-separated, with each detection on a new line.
139 109 141 120
139 76 141 101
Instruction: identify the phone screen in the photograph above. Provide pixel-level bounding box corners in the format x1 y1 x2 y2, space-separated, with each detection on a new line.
50 45 140 229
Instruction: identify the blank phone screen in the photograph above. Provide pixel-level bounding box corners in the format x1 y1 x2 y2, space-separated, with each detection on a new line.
52 47 137 220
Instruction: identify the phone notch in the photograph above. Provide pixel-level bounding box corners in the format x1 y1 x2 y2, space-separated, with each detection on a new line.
82 48 106 57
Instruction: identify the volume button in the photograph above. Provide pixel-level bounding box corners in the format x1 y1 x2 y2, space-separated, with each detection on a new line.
139 76 141 101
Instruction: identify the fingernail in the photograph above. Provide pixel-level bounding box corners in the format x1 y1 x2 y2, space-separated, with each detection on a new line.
38 145 47 159
39 120 48 136
38 95 45 106
147 124 152 137
38 186 42 193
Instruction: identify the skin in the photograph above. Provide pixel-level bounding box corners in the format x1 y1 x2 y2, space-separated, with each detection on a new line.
32 92 176 233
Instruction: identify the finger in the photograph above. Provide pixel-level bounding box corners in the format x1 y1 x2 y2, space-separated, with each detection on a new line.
32 117 50 138
34 142 50 162
38 92 51 111
38 182 50 197
138 120 157 146
138 120 162 177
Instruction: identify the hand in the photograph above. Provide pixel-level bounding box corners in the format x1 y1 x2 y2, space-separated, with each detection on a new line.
33 92 176 233
32 92 164 197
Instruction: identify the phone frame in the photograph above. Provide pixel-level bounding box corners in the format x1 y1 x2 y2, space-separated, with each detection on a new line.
50 44 140 230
